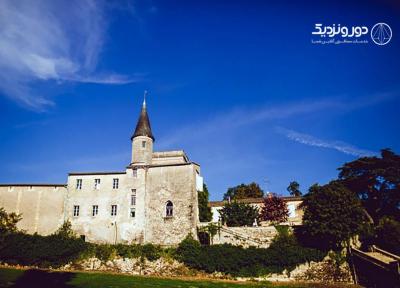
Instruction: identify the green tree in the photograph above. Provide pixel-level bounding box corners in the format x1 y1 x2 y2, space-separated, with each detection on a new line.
198 183 212 222
260 194 289 224
0 207 21 234
338 148 400 222
287 181 302 197
301 181 366 250
223 182 264 200
219 202 259 227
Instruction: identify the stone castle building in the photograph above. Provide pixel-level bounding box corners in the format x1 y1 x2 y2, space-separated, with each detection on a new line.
0 99 203 246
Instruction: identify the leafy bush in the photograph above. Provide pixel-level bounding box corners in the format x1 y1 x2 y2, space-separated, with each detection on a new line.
175 233 325 277
141 243 162 261
0 232 87 267
375 216 400 255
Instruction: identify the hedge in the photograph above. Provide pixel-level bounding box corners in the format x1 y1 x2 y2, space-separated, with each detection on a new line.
175 232 325 277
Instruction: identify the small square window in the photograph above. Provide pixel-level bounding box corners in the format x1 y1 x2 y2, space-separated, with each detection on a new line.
130 208 136 218
142 141 146 148
133 168 137 178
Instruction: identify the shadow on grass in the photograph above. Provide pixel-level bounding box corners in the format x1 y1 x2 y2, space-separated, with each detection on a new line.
10 269 75 288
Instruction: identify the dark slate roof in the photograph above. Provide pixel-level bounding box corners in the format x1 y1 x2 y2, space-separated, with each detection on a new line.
131 102 155 141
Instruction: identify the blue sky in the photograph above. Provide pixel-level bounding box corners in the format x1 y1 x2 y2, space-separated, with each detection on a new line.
0 0 399 200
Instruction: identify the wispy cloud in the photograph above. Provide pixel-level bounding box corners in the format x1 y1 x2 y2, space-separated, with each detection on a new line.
157 92 396 150
0 0 139 110
276 127 378 157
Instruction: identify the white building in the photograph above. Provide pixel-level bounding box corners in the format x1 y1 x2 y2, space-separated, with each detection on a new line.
0 98 202 246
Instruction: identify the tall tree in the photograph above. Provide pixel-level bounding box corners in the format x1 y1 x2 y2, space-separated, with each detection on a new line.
301 181 366 250
287 181 302 197
219 202 259 227
338 148 400 222
198 183 212 222
260 194 289 224
223 182 264 200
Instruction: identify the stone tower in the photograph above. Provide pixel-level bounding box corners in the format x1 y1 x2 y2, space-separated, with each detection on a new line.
131 95 154 165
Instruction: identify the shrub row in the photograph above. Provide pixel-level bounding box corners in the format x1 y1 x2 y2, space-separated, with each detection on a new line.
0 233 163 268
175 231 325 277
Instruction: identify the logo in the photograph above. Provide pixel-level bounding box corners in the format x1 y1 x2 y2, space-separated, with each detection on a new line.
370 23 392 45
311 23 392 46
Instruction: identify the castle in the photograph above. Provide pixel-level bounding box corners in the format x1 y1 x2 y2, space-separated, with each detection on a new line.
0 98 203 246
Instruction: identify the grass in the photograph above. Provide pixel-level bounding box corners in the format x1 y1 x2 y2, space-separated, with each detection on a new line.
0 267 358 288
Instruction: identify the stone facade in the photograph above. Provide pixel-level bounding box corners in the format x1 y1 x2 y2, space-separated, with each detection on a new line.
0 100 202 246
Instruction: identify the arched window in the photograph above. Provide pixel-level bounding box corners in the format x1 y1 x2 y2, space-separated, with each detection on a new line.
166 201 173 217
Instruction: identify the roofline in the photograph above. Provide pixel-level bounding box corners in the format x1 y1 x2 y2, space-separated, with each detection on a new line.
68 172 126 176
0 184 66 187
209 196 303 207
127 162 198 169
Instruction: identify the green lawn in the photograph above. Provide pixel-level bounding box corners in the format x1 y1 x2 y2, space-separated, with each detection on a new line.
0 268 356 288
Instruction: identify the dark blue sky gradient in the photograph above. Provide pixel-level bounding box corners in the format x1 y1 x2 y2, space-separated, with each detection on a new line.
0 0 399 200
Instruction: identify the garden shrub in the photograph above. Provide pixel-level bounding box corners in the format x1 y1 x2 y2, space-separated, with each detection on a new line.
375 216 400 255
141 243 162 261
0 232 87 268
175 233 325 277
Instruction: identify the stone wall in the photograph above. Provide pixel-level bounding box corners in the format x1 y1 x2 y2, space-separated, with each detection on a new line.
144 163 200 246
0 185 66 235
211 226 278 248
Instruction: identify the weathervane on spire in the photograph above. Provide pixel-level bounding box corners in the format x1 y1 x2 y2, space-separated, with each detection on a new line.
143 90 148 108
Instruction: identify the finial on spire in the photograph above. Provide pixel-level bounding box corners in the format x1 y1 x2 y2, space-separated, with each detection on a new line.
143 90 148 108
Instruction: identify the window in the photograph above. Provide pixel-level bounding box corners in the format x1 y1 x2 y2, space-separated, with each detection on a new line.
142 141 146 148
76 179 82 190
131 189 136 206
113 178 119 189
92 205 98 216
166 201 173 217
111 205 117 216
130 208 136 218
73 205 80 217
133 168 137 178
94 179 101 189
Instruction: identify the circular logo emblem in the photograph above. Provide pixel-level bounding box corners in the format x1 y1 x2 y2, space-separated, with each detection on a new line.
371 23 392 45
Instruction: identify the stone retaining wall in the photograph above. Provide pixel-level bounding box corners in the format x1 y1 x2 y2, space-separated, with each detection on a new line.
211 226 278 248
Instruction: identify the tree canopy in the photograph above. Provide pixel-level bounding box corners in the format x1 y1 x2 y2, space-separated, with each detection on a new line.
260 194 289 224
287 181 302 197
223 182 264 200
198 183 212 222
338 148 400 223
219 202 259 227
301 181 366 250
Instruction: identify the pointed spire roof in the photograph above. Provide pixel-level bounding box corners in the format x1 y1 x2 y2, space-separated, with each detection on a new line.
131 91 155 141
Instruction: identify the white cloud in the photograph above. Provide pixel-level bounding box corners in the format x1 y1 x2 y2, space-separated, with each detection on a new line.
0 0 138 110
276 127 378 157
157 92 395 150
